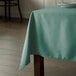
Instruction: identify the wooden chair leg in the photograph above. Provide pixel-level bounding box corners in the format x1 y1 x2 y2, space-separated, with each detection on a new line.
4 0 7 20
8 0 11 20
34 55 44 76
17 0 22 22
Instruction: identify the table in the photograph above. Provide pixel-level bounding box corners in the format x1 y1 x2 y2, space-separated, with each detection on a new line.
19 6 76 76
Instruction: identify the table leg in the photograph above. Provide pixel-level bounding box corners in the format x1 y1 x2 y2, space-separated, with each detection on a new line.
34 55 44 76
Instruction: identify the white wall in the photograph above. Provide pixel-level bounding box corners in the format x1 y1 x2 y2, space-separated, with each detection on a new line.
20 0 76 18
23 0 76 18
21 0 44 18
22 0 57 18
0 0 76 18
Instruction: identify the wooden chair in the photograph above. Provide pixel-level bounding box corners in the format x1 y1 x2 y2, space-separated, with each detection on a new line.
0 0 22 22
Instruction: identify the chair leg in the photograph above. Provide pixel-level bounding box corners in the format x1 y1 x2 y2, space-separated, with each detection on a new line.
17 0 22 22
8 0 11 20
4 0 7 21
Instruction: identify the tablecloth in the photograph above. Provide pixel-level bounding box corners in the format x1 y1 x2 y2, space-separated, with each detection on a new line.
19 6 76 70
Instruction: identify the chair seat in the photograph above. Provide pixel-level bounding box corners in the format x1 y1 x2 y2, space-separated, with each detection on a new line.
0 0 17 1
0 0 16 1
0 0 18 6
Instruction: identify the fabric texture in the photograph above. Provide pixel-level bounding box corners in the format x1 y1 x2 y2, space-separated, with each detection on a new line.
19 6 76 70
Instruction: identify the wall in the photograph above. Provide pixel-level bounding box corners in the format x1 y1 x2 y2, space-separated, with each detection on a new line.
0 0 76 18
21 0 58 18
19 0 76 18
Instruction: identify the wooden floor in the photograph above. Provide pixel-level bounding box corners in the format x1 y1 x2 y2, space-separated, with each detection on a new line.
0 20 76 76
0 21 28 76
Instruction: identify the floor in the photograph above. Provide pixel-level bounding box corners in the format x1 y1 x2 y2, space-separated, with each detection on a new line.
0 20 76 76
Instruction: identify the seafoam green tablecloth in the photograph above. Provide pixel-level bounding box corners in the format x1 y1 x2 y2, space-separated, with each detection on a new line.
19 6 76 70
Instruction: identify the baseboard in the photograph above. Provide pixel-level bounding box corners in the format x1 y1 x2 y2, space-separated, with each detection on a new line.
12 17 29 23
0 16 29 23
